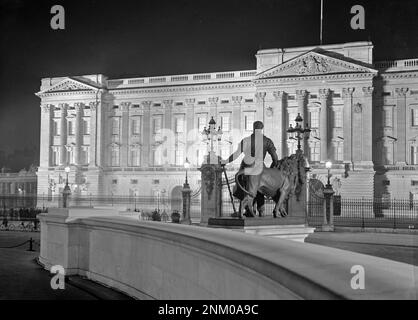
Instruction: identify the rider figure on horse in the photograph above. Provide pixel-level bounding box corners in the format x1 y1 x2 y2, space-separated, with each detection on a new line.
220 121 279 217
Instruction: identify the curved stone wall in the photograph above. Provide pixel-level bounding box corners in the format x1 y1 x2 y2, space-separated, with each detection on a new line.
38 210 418 299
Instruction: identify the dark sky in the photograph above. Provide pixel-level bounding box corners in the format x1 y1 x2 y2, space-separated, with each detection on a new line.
1 0 418 168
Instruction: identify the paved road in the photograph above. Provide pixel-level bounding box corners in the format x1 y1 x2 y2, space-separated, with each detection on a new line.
0 231 132 300
305 232 418 266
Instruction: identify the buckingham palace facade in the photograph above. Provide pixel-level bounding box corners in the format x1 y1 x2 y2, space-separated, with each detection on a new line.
35 41 418 205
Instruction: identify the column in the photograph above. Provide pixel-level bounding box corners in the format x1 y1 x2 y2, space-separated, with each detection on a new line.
74 103 84 165
142 101 152 167
296 90 308 125
208 97 219 121
95 99 105 168
342 87 355 164
273 91 287 158
319 89 330 162
395 87 409 164
59 103 67 166
231 96 242 147
89 101 98 166
120 102 130 167
163 100 174 165
255 92 266 122
185 98 196 142
39 104 54 168
362 86 374 164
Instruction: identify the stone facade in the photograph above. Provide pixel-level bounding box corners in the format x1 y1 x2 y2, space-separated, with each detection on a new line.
35 41 418 206
0 167 37 208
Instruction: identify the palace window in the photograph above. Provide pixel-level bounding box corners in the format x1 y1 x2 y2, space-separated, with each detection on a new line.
412 109 418 127
309 144 320 162
82 147 90 165
153 116 162 137
244 111 255 131
53 120 61 136
309 111 319 128
175 115 185 133
221 113 231 132
334 110 343 128
68 120 75 136
83 119 90 135
153 147 162 166
197 114 207 132
111 117 120 135
131 117 141 135
384 108 393 127
110 148 120 166
335 143 344 162
130 149 141 166
411 146 418 165
51 148 60 166
67 149 75 165
175 149 184 166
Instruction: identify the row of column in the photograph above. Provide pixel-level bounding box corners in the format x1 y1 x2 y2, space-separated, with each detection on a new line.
0 182 37 194
255 87 374 164
40 101 99 168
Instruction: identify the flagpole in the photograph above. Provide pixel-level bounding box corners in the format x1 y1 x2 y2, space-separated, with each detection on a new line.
320 0 323 45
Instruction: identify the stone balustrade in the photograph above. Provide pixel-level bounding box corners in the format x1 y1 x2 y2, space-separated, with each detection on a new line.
38 208 418 300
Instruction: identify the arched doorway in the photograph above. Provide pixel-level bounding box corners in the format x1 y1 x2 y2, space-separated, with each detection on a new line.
170 186 183 212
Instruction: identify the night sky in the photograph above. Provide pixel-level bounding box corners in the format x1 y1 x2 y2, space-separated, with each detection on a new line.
0 0 417 170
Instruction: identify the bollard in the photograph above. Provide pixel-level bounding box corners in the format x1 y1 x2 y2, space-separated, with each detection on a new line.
27 237 34 252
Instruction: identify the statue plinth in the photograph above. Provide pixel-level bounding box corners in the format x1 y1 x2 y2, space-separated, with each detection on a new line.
199 156 223 225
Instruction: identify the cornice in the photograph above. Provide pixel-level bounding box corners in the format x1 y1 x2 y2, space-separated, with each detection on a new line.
253 72 375 85
108 81 255 96
380 71 418 80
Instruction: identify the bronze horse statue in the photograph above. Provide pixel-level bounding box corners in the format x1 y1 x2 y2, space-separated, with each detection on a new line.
234 152 307 218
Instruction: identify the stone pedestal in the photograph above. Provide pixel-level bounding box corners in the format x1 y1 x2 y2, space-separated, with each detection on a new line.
199 156 223 225
181 182 191 224
321 185 335 231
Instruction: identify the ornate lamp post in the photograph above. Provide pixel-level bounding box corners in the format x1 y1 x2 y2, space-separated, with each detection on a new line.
63 166 71 208
184 157 190 187
323 161 334 231
202 116 223 163
182 158 192 224
286 113 311 152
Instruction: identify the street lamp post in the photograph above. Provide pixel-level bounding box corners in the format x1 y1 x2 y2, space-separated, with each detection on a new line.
286 113 311 153
63 166 71 208
202 116 223 164
323 161 335 231
182 158 192 224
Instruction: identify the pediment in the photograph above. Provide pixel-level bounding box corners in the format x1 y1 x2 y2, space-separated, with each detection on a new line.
257 50 377 79
36 78 100 96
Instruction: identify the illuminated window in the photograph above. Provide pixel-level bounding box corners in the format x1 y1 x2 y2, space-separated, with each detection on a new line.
83 119 90 135
334 110 342 128
411 146 418 165
221 113 231 132
244 111 255 131
310 144 320 162
112 117 120 135
197 114 207 132
412 109 418 126
335 143 344 161
309 111 319 128
175 149 184 166
175 116 185 133
384 109 392 127
130 149 141 166
131 117 141 135
68 120 74 136
111 149 119 166
53 120 61 136
153 147 162 166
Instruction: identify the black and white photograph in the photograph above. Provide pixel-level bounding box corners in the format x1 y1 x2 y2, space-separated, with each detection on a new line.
0 0 417 306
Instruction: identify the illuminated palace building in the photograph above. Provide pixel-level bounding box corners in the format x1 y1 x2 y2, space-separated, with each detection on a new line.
36 41 418 206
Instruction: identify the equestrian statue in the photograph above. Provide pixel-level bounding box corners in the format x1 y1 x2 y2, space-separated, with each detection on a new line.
220 121 307 218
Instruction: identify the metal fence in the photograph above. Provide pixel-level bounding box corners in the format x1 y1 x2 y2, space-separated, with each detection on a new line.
307 197 418 229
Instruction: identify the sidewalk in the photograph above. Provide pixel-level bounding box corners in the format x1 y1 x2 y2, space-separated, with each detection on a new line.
305 231 418 266
0 231 133 300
